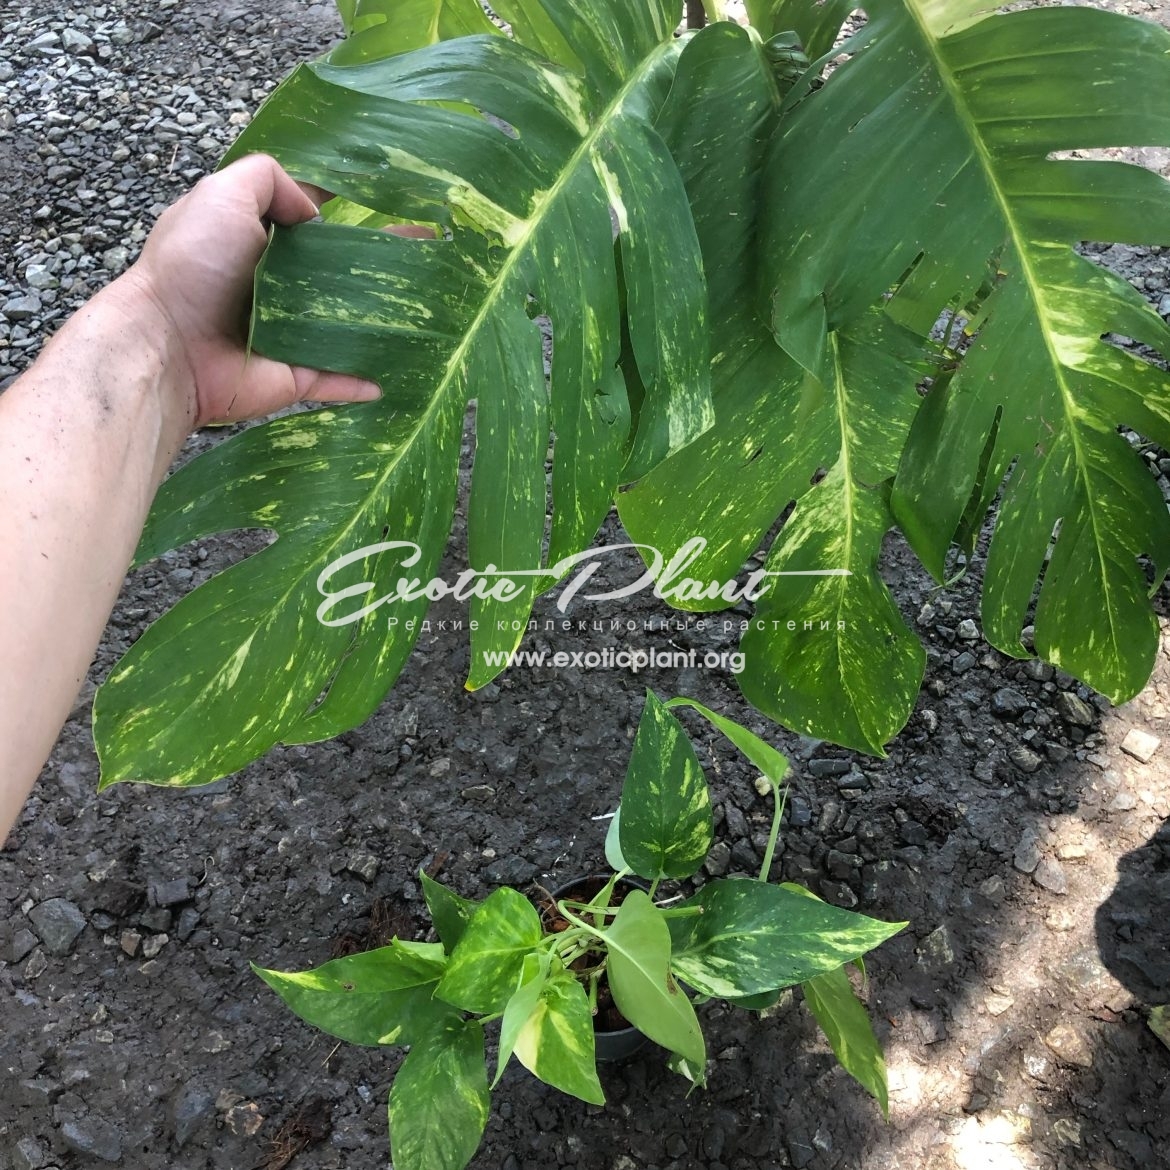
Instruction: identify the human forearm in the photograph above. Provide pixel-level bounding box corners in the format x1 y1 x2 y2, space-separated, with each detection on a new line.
0 156 383 840
0 280 188 826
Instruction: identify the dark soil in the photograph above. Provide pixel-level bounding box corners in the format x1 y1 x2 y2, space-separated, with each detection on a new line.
2 3 1170 1170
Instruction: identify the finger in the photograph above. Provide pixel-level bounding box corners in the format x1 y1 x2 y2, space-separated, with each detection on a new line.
216 153 320 227
290 366 383 404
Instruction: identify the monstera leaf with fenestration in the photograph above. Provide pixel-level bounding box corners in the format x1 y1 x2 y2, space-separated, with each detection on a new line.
94 1 717 786
764 0 1170 705
95 0 1170 785
625 0 1170 750
617 17 934 751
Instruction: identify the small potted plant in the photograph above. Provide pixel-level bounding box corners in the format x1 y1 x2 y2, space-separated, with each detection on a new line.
255 692 905 1169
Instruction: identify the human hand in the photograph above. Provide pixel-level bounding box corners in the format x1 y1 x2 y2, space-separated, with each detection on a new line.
112 153 382 431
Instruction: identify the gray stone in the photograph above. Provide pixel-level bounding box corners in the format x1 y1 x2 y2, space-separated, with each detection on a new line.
826 849 863 880
170 1082 215 1148
952 651 977 674
1033 858 1068 895
1043 1022 1093 1068
175 908 201 941
62 28 95 54
139 908 172 932
460 784 495 802
730 838 760 873
60 1117 123 1163
917 924 955 969
808 758 851 777
957 618 980 640
141 933 169 959
1008 744 1043 773
704 840 731 877
788 1127 815 1170
150 877 190 907
12 1135 48 1170
3 295 42 322
24 265 58 291
484 855 537 886
787 796 811 828
5 927 39 964
1055 691 1095 728
28 899 86 956
991 688 1029 719
102 246 130 272
344 854 379 883
722 802 747 839
1013 833 1042 875
1023 658 1054 682
91 877 144 918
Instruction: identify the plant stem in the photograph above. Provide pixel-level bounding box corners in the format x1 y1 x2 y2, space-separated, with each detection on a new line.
686 0 706 29
657 905 704 919
758 782 788 884
560 899 619 916
647 877 661 900
701 0 726 21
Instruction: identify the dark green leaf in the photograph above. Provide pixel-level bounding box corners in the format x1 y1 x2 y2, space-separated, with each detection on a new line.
618 691 712 880
97 8 714 786
668 878 905 998
388 1018 490 1170
436 888 544 1014
618 26 927 754
764 0 1170 705
421 872 478 953
253 941 454 1046
746 0 855 62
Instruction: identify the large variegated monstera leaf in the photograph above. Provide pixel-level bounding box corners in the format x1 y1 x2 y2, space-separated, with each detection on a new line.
625 0 1170 751
619 18 934 753
772 0 1170 709
95 1 716 786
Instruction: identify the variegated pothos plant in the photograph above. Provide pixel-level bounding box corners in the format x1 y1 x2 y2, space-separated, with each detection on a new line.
255 693 904 1170
95 0 1170 783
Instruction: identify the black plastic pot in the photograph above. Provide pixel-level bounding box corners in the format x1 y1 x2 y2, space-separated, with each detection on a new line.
549 874 649 1063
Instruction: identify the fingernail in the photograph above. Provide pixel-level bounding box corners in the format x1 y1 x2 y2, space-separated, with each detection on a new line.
353 381 382 400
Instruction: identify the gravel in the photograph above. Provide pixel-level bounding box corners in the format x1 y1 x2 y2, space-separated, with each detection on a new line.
0 0 341 389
